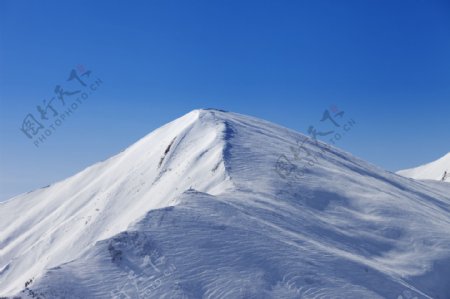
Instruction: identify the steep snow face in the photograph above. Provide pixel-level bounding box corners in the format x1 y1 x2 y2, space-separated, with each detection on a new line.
1 109 450 298
397 153 450 182
0 109 233 295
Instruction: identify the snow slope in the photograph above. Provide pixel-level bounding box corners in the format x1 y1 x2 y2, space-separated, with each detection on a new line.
1 109 450 298
397 153 450 183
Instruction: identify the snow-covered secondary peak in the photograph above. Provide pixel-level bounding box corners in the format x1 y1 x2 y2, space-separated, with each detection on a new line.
1 109 450 298
397 152 450 182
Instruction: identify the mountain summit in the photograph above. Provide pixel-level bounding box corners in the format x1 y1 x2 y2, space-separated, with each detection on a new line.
397 152 450 183
1 109 450 298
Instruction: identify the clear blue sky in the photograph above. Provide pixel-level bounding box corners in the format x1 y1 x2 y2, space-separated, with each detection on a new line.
1 0 449 200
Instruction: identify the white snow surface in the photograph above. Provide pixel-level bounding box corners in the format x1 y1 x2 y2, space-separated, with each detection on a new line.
397 153 450 182
1 109 450 299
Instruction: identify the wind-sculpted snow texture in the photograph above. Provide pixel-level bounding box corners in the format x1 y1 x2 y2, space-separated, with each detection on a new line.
1 109 449 298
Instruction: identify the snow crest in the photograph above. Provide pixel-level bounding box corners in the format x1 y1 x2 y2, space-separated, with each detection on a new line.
1 109 450 298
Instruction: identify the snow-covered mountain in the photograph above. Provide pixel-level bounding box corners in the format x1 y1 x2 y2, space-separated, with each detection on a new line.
1 109 450 299
397 153 450 183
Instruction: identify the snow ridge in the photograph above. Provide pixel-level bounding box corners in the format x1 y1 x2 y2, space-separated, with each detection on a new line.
1 109 450 298
397 152 450 182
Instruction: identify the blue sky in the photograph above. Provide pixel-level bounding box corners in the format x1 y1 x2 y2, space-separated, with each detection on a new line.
0 0 449 200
